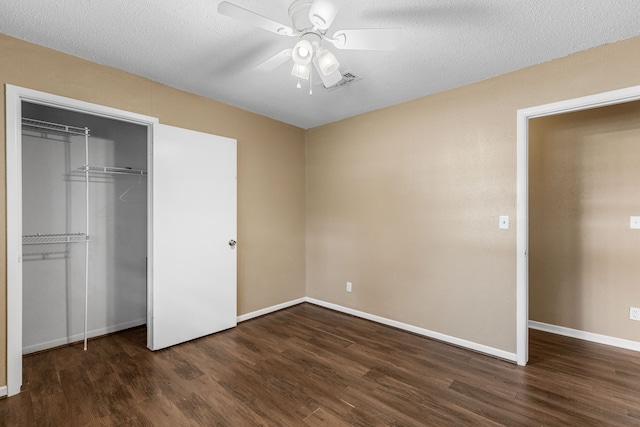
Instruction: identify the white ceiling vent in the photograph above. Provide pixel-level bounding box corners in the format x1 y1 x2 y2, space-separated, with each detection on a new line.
319 71 362 90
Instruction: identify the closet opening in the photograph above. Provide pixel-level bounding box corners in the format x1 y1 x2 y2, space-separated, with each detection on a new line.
7 84 237 398
21 102 149 355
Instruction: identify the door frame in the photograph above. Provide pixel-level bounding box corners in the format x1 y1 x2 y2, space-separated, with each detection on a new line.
5 84 159 396
516 84 640 366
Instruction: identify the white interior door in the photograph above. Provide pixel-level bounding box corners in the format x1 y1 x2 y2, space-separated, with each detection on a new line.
149 124 237 350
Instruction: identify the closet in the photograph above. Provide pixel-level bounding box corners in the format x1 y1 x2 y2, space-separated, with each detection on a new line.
21 102 148 354
7 84 237 397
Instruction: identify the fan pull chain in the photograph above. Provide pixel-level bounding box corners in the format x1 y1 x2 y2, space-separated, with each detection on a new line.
309 69 313 96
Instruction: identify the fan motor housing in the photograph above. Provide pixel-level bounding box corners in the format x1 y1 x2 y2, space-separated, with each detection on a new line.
288 0 314 32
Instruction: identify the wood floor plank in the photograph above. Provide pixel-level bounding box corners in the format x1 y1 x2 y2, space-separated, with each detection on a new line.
137 392 196 427
303 407 356 427
3 303 640 426
107 352 160 403
32 391 73 426
88 402 153 427
91 372 138 418
0 389 37 426
57 366 100 425
50 342 92 373
22 350 62 397
364 369 503 427
216 364 306 425
448 378 571 426
172 392 229 426
179 372 268 426
513 386 636 427
337 385 429 427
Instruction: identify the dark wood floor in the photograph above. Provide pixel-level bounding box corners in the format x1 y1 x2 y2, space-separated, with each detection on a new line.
2 303 640 426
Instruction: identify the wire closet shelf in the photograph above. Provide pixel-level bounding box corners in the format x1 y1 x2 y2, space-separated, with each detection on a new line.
22 118 147 178
22 118 89 136
72 165 148 177
22 232 88 245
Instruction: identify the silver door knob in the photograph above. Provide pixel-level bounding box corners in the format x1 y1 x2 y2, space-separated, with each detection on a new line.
229 239 237 247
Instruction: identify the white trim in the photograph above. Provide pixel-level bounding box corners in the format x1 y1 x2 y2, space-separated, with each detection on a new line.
237 297 306 323
516 108 529 366
5 84 159 397
306 298 517 362
529 321 640 353
6 85 159 123
22 318 147 355
0 386 7 398
6 84 24 397
516 84 640 367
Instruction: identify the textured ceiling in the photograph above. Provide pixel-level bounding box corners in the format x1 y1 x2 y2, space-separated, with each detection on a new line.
1 0 639 129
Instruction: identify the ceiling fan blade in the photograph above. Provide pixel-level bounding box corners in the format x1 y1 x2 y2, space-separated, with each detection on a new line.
218 1 294 36
309 0 340 30
330 28 402 51
254 49 293 72
312 56 342 88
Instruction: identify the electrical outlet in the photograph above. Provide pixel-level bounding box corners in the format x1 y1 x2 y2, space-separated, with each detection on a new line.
346 281 352 293
630 307 640 321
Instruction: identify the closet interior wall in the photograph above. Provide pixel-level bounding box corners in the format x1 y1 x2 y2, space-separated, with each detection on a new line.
21 102 148 354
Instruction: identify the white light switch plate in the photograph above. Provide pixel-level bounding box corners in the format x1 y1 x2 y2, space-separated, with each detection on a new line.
631 216 640 229
499 216 510 230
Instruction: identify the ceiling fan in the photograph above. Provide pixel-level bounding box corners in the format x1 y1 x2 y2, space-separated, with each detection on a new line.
217 0 401 91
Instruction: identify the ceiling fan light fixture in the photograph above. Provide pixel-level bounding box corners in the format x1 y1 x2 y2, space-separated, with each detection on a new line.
292 39 313 65
291 63 310 80
316 47 339 76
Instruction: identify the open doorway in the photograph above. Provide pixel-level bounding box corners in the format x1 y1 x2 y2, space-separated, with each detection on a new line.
516 85 640 365
528 101 640 345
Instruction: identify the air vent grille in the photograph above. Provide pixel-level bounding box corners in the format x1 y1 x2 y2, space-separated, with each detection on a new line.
320 71 362 90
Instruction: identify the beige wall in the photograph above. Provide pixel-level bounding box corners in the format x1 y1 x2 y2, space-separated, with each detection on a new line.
529 101 640 340
306 36 640 353
0 34 307 387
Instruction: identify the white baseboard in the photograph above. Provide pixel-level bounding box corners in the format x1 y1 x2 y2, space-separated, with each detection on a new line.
529 320 640 352
22 318 147 355
306 298 517 363
160 295 517 362
237 297 307 323
0 385 7 398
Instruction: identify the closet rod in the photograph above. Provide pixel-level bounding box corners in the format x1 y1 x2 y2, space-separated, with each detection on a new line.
22 118 89 136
